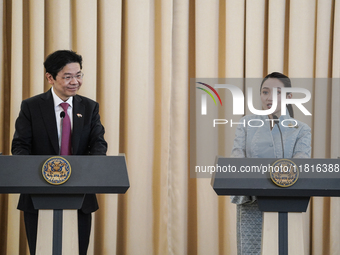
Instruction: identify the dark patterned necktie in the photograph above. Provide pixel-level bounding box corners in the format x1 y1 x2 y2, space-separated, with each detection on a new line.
60 103 72 155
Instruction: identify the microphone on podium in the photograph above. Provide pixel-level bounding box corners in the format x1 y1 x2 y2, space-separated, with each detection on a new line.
272 114 284 158
272 114 279 125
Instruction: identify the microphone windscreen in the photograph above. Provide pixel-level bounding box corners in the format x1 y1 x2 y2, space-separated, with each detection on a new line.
272 114 279 124
60 111 65 118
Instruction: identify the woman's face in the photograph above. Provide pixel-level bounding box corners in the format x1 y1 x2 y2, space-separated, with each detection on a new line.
260 78 292 117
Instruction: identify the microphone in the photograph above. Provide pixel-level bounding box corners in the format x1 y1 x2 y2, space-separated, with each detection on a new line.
272 115 284 158
272 114 279 125
60 111 65 119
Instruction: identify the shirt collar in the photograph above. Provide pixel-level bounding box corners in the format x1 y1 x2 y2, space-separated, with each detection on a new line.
51 87 73 109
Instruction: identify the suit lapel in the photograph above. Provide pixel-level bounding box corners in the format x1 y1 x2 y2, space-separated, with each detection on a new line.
72 95 85 154
39 89 59 154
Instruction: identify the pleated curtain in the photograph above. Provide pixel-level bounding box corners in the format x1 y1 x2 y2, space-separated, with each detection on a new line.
0 0 339 254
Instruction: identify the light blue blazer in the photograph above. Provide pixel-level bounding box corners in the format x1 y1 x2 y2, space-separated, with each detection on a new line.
230 112 311 204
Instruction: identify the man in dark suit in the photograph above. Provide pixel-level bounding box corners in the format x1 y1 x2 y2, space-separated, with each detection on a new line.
12 50 107 255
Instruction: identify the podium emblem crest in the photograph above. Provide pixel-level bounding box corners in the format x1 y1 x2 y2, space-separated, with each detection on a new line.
42 156 71 185
270 159 299 187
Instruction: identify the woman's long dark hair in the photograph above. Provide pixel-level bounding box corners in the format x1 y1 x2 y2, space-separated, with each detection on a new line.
260 72 294 118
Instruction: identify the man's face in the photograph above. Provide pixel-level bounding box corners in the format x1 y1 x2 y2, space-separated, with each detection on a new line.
46 62 83 101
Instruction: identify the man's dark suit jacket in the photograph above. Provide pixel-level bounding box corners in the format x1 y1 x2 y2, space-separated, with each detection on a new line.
12 89 107 214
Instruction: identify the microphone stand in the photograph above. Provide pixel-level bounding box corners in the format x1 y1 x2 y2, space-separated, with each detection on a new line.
273 115 284 158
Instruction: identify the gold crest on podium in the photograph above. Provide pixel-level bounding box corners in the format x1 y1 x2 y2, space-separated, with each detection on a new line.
42 156 71 185
270 159 299 187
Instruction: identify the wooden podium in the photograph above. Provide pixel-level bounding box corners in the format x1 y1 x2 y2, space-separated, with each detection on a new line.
212 157 340 255
0 155 129 255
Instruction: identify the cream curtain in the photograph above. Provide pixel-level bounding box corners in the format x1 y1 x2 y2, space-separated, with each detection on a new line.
0 0 339 254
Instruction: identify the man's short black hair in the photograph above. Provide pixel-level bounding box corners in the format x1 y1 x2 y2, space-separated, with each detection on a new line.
44 50 83 79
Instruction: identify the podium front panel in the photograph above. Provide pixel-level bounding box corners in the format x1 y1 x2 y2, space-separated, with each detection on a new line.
0 155 129 194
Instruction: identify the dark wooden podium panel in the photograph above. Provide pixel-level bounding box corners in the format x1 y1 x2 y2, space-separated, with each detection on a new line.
0 155 129 194
0 155 129 255
211 157 340 255
212 157 340 197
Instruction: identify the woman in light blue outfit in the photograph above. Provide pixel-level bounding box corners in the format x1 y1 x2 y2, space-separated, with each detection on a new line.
230 72 311 255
